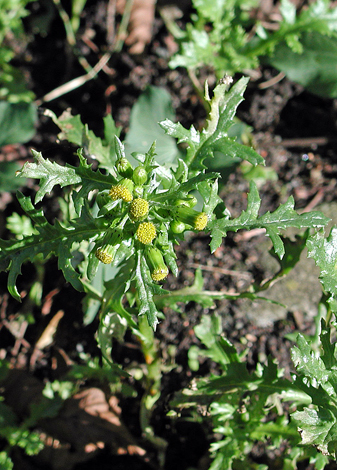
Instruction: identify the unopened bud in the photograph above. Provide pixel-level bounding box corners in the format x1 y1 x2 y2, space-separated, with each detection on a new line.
116 157 133 178
146 247 169 282
95 229 123 264
133 166 147 185
170 220 185 234
176 207 208 231
109 178 134 202
136 222 156 245
129 198 149 221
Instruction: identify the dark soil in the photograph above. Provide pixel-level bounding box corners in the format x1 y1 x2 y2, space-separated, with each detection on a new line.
1 1 337 470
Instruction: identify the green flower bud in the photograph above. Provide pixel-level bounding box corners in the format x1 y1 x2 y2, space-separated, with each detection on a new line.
109 178 134 202
170 220 185 234
136 222 156 245
95 244 119 264
133 165 147 185
129 198 149 221
176 207 208 231
146 247 169 282
116 157 133 178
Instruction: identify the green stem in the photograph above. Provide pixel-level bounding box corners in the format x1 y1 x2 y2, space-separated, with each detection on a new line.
242 17 326 59
53 0 76 47
113 0 135 53
138 314 167 467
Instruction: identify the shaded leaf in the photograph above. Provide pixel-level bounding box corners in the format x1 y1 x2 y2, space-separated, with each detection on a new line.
270 33 337 98
125 86 179 165
0 102 37 146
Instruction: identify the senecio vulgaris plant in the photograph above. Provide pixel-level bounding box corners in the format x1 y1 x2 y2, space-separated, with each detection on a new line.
0 76 330 332
2 75 337 466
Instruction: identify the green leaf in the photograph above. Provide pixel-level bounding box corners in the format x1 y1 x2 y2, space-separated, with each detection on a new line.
199 179 222 219
103 114 122 146
0 193 102 300
101 260 139 333
292 333 331 389
44 109 118 170
154 269 216 311
270 32 337 98
159 120 199 170
269 231 309 275
209 181 330 256
292 407 337 455
291 323 337 457
71 149 116 214
134 251 162 330
192 0 227 22
125 86 179 165
307 227 337 310
0 101 37 146
17 149 82 203
6 428 44 455
280 0 296 25
154 269 283 315
194 313 242 368
151 171 219 203
161 78 264 176
134 251 170 330
16 149 115 211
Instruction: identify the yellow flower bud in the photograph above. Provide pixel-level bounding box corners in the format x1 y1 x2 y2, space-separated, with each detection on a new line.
109 178 134 202
136 222 156 245
176 207 208 231
146 246 169 282
129 198 149 221
95 245 116 264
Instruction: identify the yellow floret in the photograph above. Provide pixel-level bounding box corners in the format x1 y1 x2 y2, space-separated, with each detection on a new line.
151 266 169 282
109 184 133 202
194 212 208 231
136 222 156 245
129 198 149 221
95 247 114 264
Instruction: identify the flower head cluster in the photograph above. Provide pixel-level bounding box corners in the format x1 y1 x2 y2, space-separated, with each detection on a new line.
95 153 210 286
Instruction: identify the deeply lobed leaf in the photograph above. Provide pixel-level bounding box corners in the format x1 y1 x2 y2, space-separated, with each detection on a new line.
0 194 102 300
209 181 330 257
307 227 337 311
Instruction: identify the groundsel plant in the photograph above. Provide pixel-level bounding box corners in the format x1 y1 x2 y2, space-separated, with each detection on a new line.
0 77 329 338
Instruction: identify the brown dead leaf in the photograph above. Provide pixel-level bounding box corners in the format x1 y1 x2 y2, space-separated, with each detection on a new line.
117 0 156 54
